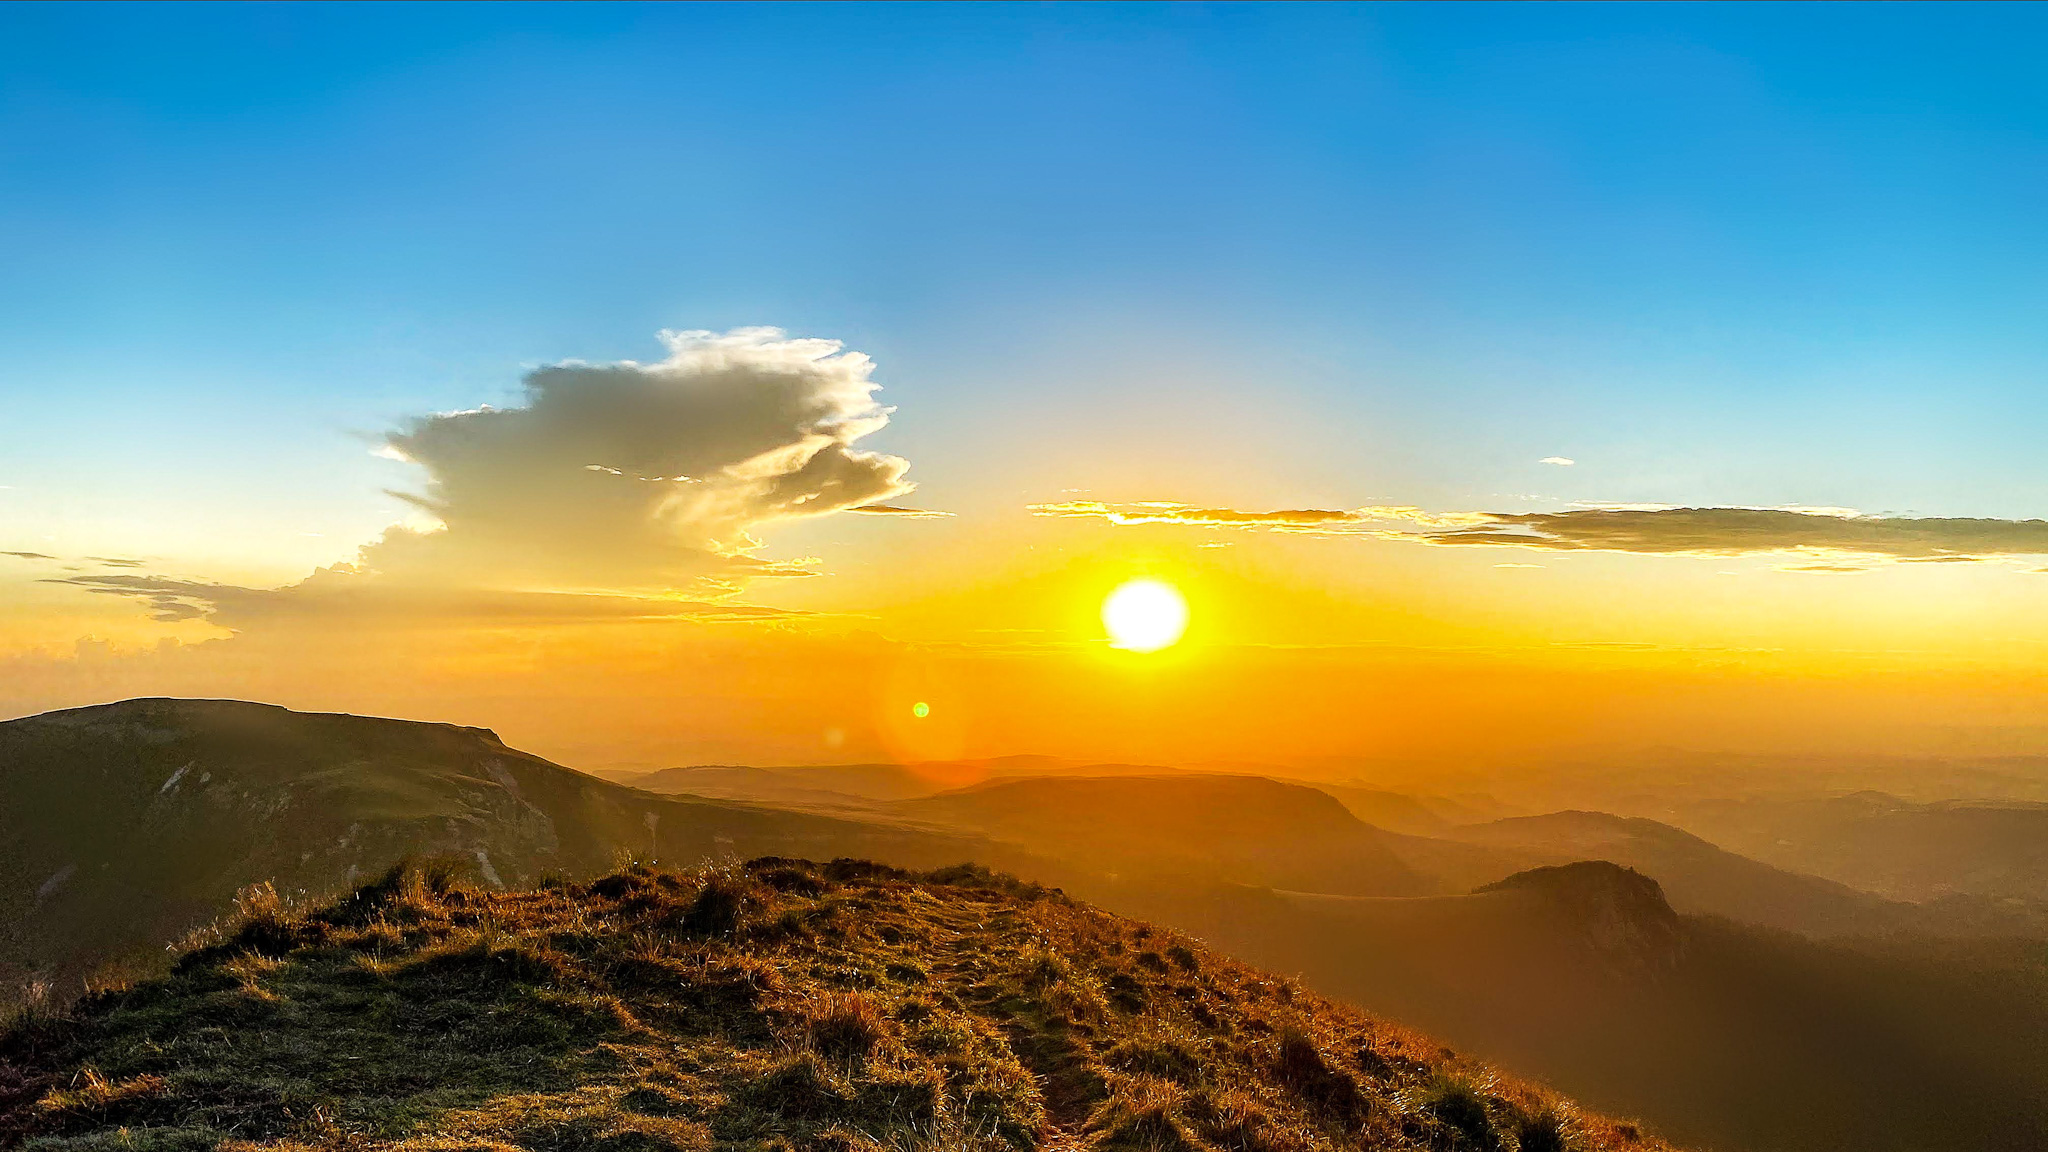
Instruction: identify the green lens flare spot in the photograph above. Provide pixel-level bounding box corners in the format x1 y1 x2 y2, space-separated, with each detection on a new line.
911 701 930 719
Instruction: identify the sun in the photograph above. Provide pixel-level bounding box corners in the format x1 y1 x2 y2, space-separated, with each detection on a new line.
1102 578 1189 652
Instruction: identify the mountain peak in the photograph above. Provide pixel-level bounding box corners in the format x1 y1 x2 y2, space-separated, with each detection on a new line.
1477 861 1683 969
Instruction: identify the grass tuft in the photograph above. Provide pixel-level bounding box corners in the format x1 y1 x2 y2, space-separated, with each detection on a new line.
1274 1026 1367 1124
1423 1078 1501 1151
1515 1110 1574 1152
805 992 890 1060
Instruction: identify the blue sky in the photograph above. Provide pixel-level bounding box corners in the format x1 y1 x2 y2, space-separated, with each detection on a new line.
6 2 2048 577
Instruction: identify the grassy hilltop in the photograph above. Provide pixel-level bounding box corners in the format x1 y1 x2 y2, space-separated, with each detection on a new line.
0 858 1669 1152
0 700 1008 992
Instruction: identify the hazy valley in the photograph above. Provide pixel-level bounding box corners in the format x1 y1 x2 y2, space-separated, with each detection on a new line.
8 700 2048 1152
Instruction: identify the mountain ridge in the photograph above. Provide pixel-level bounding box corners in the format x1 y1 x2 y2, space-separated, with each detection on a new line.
0 856 1673 1152
0 698 1017 993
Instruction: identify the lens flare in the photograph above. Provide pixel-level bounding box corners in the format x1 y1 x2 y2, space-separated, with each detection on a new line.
1102 579 1189 652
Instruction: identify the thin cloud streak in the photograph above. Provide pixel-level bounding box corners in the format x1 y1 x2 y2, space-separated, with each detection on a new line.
51 573 798 627
1030 500 2048 562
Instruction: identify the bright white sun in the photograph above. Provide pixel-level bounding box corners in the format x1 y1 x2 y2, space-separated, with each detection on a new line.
1102 579 1189 652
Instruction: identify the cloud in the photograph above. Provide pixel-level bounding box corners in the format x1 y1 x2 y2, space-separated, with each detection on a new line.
87 557 145 568
1027 500 1489 533
54 572 793 627
844 504 954 518
1539 457 1575 466
1433 507 2048 559
1033 499 2048 563
2 551 56 561
374 326 911 587
66 328 918 629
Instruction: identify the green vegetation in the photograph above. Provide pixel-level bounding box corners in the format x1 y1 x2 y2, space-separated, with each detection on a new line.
1 859 1666 1152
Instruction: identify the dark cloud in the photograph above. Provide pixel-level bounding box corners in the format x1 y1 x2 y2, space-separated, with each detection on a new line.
2 551 56 561
1033 500 2048 562
87 557 146 568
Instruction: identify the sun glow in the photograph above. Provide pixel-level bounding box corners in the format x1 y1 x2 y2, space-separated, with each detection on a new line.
1102 578 1189 652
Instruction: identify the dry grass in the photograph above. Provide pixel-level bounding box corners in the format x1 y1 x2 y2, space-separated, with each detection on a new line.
0 858 1678 1152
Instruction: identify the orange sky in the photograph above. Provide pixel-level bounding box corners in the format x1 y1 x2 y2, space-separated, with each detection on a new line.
10 330 2048 780
12 501 2048 779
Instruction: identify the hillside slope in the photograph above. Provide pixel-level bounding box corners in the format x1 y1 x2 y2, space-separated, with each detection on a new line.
901 776 1430 897
625 759 1181 806
1418 811 1918 937
1133 866 2048 1152
0 858 1671 1152
1671 793 2048 905
0 700 1004 992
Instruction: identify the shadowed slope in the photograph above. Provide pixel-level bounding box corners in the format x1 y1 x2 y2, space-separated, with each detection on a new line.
1135 863 2048 1152
0 858 1673 1152
624 758 1183 806
1672 793 2048 906
0 700 1004 992
1411 811 1920 937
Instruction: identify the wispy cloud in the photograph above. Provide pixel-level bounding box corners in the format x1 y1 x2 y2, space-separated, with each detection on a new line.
1026 500 1487 532
1032 499 2048 563
56 573 793 626
1438 507 2048 559
2 551 56 561
844 504 954 518
1539 457 1575 466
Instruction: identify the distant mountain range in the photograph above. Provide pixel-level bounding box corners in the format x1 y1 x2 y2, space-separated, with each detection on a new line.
620 751 2044 939
7 698 2048 1152
1671 791 2048 905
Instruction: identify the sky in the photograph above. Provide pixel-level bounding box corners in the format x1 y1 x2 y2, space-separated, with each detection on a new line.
7 3 2048 775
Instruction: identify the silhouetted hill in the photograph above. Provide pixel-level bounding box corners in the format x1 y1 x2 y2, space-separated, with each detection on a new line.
0 858 1674 1152
1129 868 2048 1152
902 775 1431 896
1426 811 1923 937
618 765 892 810
625 757 1184 805
1302 784 1469 836
0 700 1004 992
1475 862 1684 968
